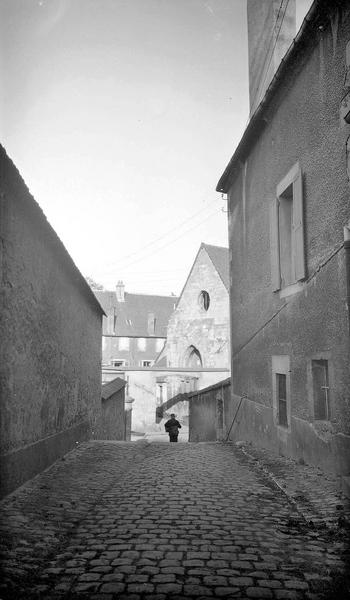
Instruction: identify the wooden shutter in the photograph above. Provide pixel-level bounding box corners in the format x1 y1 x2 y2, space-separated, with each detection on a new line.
270 197 281 291
292 168 305 281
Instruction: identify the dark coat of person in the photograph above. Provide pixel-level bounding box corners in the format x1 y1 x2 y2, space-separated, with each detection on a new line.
164 416 181 442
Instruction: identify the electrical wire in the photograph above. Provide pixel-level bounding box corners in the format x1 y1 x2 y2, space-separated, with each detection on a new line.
103 206 222 272
106 195 220 267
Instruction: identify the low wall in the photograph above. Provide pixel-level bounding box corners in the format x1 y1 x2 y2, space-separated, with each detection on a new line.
189 378 231 442
227 393 350 476
99 394 125 440
0 420 90 498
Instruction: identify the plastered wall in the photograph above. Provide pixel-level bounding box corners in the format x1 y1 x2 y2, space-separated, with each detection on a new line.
226 4 350 471
0 149 103 495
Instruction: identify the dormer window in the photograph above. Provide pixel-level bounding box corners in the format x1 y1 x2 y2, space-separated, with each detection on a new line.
198 290 210 311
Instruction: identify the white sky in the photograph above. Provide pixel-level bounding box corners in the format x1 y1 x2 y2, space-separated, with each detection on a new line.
0 0 313 296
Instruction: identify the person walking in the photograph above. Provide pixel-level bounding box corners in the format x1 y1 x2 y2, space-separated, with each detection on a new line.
164 413 182 442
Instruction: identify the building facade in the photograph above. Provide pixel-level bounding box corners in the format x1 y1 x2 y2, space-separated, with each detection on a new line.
165 243 230 371
94 283 177 369
150 243 230 431
217 0 350 475
102 366 229 435
0 146 104 497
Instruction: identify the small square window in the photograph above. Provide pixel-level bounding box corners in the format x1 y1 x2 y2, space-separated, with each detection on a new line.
111 359 127 367
141 360 153 367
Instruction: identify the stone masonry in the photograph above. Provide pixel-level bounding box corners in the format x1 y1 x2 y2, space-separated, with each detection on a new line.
1 441 349 599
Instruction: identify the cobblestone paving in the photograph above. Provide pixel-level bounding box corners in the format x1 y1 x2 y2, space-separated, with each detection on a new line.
1 441 349 599
235 443 350 532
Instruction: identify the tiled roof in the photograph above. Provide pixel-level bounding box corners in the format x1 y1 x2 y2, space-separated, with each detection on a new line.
202 244 229 290
94 290 178 337
101 377 126 400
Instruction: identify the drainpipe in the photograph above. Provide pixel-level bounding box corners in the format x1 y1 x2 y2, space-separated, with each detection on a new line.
344 226 350 336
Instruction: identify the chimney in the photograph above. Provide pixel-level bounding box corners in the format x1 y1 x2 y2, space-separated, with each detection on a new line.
116 280 125 302
147 312 156 336
247 0 296 116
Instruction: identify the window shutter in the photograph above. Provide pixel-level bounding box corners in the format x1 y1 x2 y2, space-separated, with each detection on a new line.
292 169 305 281
270 198 281 291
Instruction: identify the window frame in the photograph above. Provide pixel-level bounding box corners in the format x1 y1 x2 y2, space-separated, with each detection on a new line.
272 355 291 434
118 337 130 351
137 337 147 352
111 359 127 367
270 162 306 295
141 359 153 368
198 290 210 311
307 353 333 422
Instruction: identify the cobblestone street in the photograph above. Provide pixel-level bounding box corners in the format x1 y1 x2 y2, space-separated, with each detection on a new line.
1 441 349 600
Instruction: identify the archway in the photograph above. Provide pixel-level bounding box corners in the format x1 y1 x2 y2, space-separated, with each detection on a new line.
185 345 202 368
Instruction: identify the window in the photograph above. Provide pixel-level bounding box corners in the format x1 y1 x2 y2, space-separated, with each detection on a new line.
272 356 290 431
185 345 202 368
141 360 153 367
111 359 127 367
156 382 167 405
270 162 305 291
118 337 129 351
198 290 210 311
138 337 147 351
312 359 330 420
156 338 165 353
276 373 288 427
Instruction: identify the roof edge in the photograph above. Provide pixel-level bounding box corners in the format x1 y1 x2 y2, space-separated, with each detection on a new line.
216 0 340 194
1 145 106 317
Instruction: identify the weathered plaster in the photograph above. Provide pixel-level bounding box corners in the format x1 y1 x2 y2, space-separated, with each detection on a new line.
225 4 350 474
0 149 103 495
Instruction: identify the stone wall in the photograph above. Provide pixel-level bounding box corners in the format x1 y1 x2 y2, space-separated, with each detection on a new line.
0 147 103 496
189 379 231 443
102 367 229 435
167 247 230 369
99 380 126 440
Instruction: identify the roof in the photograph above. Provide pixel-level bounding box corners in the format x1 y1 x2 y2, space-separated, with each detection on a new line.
175 243 229 307
216 0 341 193
101 377 126 400
0 145 105 317
202 244 229 291
94 290 178 337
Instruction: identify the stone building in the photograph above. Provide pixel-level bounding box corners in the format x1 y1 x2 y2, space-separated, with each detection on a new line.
152 243 230 430
216 0 350 475
100 245 230 436
94 283 177 369
0 146 104 497
165 243 230 371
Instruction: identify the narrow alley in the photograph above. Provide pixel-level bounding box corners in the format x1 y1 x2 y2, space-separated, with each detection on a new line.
0 441 349 600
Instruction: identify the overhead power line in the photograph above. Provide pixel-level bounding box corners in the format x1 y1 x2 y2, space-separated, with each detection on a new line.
108 196 220 267
103 206 222 273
